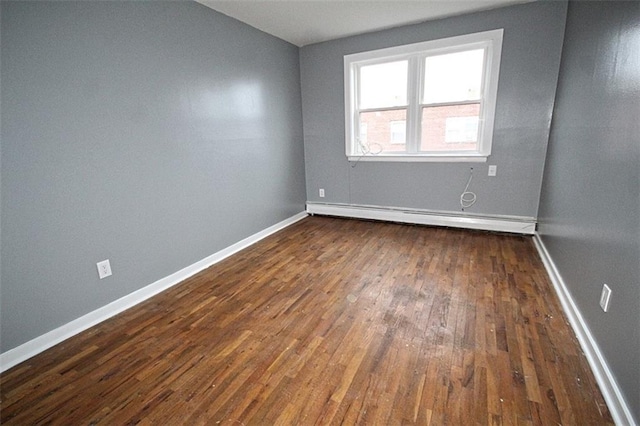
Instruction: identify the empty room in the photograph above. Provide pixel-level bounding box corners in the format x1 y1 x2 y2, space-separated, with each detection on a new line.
0 0 638 424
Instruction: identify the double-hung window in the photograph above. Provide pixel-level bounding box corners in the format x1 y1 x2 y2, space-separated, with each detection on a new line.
344 29 503 162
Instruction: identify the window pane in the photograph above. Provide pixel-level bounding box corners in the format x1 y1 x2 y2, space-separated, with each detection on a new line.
359 122 368 146
359 109 407 153
423 49 484 104
421 103 480 151
389 121 406 144
359 61 408 109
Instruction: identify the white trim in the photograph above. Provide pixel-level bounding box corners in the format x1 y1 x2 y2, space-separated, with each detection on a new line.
307 202 535 234
0 212 308 373
533 233 638 426
347 155 488 163
345 30 504 64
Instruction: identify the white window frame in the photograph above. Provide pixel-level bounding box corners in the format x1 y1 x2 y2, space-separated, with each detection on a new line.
389 120 406 144
344 29 503 162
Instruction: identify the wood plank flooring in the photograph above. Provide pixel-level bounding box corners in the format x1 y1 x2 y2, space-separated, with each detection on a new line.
0 216 613 425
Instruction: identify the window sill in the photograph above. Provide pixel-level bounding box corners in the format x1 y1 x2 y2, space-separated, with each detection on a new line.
347 154 488 163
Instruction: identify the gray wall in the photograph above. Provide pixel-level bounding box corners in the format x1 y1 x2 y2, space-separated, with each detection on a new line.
538 1 640 421
0 1 306 353
300 1 567 218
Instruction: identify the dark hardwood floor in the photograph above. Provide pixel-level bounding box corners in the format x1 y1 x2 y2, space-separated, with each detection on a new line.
0 216 612 425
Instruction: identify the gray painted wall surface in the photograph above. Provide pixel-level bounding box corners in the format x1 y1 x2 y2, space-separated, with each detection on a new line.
300 1 567 218
538 1 640 421
0 1 305 353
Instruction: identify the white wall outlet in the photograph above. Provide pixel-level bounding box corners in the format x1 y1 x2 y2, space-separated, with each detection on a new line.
488 165 497 177
599 284 612 312
319 188 325 198
97 259 112 279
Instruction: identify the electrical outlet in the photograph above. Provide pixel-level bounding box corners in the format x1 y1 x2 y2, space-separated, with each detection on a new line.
319 188 325 198
488 165 497 177
97 259 112 279
599 284 612 312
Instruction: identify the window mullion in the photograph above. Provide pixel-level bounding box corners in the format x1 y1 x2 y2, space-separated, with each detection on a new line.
406 56 421 153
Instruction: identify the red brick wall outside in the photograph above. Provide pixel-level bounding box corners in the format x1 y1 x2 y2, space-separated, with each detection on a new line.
359 103 480 153
422 103 479 151
359 109 407 153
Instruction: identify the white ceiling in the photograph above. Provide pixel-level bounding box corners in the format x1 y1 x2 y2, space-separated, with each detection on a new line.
196 0 532 47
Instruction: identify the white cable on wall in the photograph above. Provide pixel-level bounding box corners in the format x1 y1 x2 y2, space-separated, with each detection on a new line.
460 168 477 210
350 140 382 168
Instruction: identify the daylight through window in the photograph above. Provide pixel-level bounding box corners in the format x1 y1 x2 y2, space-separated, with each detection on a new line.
344 29 503 162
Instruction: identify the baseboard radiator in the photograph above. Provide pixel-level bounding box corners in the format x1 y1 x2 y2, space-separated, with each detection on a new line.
306 202 536 235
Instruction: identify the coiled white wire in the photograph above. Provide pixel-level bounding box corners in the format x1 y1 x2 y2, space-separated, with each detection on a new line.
350 140 383 168
460 168 477 210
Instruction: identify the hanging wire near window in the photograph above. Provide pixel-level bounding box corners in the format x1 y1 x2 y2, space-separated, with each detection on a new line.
460 167 477 210
350 139 382 168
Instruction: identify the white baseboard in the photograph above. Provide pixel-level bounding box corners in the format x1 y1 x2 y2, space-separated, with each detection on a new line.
307 202 536 234
0 212 308 373
533 233 637 426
